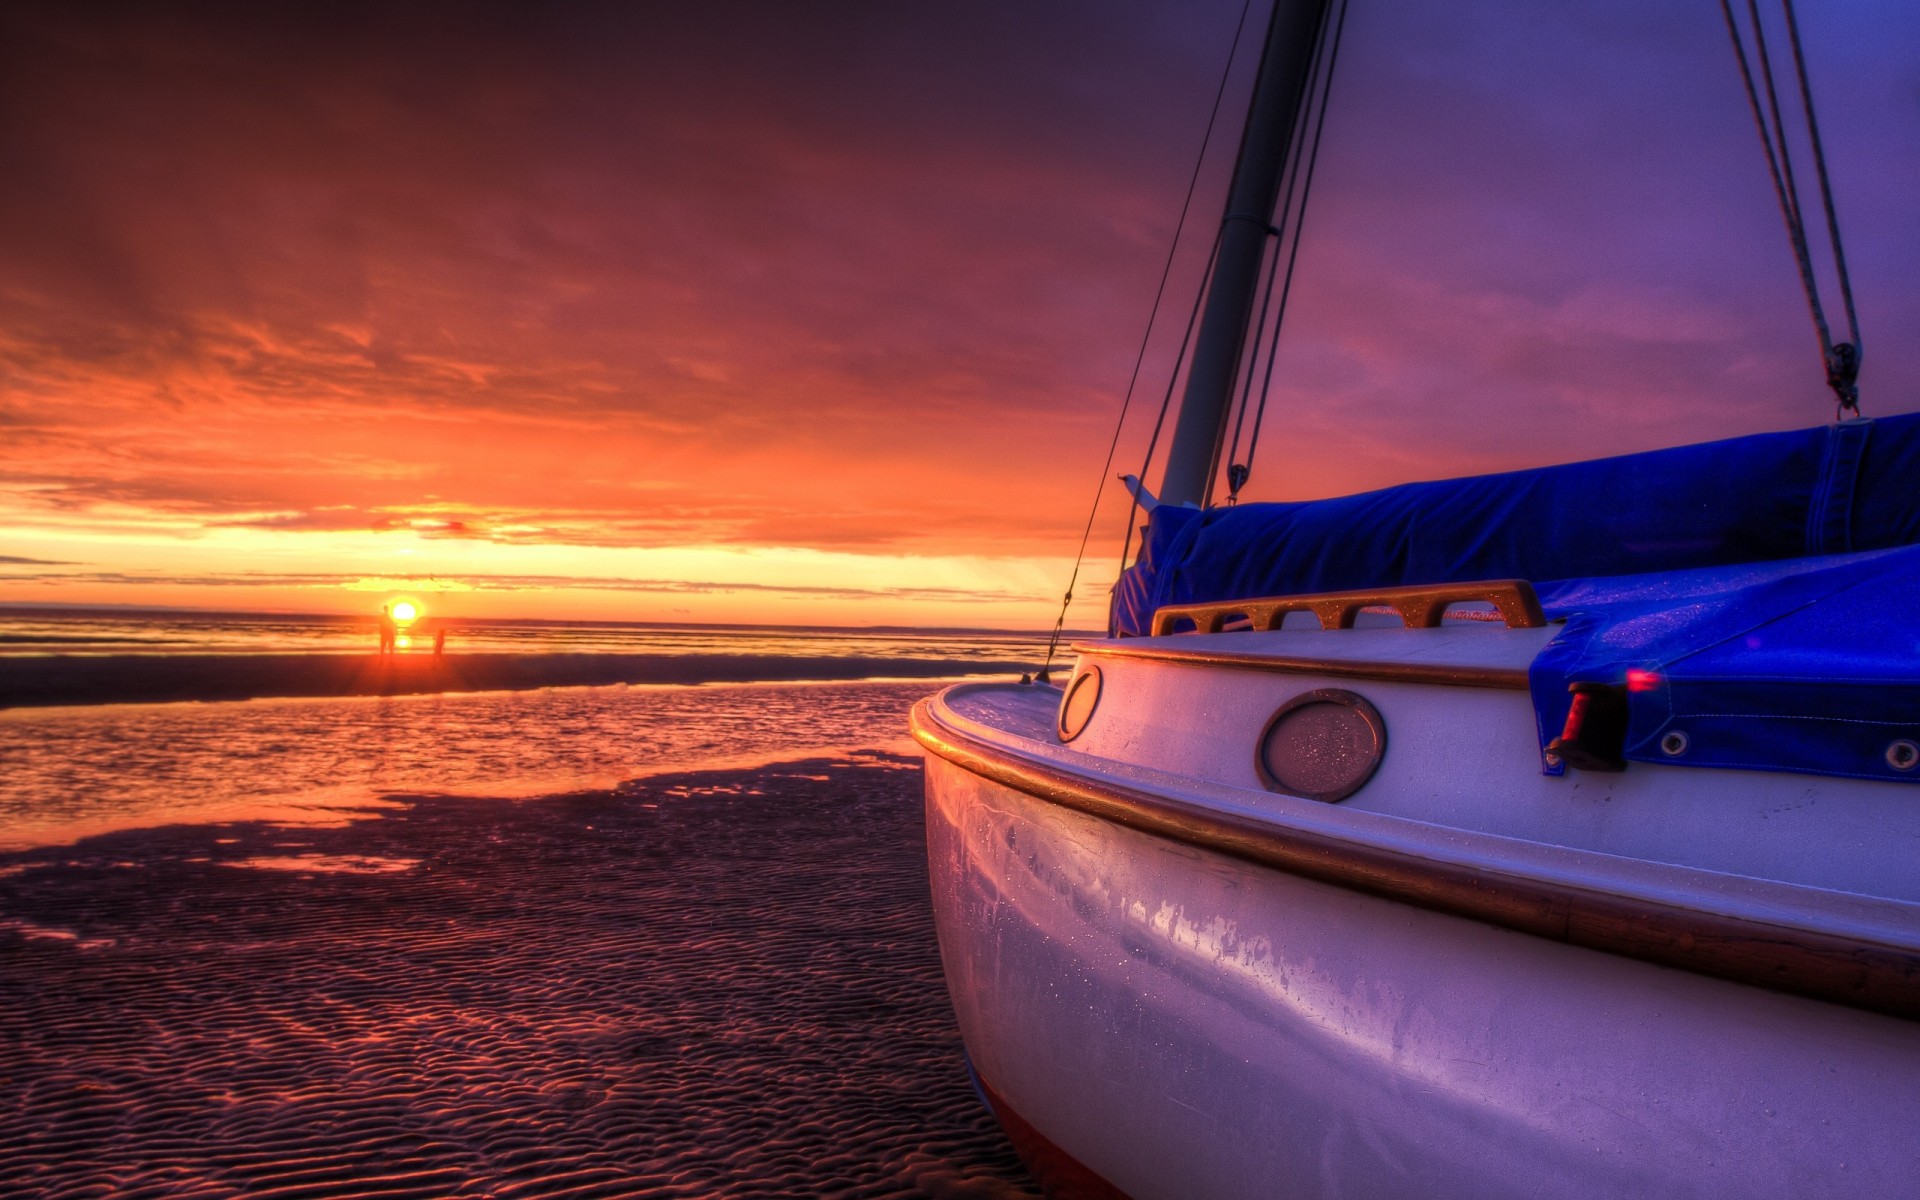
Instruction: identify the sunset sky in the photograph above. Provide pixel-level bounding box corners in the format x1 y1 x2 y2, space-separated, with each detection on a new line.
2 0 1916 629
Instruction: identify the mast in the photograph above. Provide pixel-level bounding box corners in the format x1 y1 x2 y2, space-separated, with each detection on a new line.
1158 0 1332 509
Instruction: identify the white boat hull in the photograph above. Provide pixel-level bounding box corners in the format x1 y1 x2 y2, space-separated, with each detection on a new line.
921 694 1920 1199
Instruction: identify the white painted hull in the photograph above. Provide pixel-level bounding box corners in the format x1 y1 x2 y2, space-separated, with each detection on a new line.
918 680 1920 1199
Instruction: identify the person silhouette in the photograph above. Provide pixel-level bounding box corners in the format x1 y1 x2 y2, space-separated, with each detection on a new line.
378 604 397 655
433 627 446 657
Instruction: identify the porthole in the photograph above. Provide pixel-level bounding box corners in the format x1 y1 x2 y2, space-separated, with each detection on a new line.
1057 667 1102 743
1255 689 1386 803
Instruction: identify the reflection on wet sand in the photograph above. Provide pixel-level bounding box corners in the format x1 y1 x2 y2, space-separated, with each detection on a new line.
0 754 1040 1199
0 679 942 852
224 853 421 874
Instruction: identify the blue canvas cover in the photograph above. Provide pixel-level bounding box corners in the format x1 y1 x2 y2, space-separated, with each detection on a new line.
1530 547 1920 782
1112 414 1920 782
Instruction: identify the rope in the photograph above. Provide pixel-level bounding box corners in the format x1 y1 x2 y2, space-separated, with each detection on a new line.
1114 225 1227 582
1219 229 1282 504
1782 0 1862 412
1721 0 1862 415
1034 0 1255 681
1238 0 1350 493
1215 3 1336 508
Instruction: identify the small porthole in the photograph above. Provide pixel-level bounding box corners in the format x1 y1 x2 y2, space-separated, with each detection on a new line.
1057 667 1102 743
1255 689 1386 803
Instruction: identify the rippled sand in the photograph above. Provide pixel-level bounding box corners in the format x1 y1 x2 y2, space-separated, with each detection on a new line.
0 651 1035 709
0 755 1042 1199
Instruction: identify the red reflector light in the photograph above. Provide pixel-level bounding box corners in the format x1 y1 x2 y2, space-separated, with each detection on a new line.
1626 669 1662 693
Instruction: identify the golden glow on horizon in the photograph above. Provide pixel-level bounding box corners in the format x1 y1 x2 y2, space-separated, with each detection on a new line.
3 4 1913 638
390 600 420 624
0 521 1093 629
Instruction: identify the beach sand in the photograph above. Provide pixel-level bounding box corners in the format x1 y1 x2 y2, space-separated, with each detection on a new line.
0 652 1032 710
0 755 1042 1199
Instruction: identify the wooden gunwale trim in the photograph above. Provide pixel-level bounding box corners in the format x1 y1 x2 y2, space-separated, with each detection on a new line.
1070 640 1530 690
910 697 1920 1022
1148 578 1547 636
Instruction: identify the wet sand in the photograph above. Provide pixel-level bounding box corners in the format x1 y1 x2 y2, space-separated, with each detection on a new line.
0 652 1032 710
0 756 1042 1199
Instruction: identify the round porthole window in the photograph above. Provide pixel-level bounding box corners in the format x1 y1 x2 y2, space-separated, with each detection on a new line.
1255 688 1386 802
1057 667 1103 743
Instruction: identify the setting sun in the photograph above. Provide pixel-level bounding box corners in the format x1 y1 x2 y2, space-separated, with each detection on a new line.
390 601 419 624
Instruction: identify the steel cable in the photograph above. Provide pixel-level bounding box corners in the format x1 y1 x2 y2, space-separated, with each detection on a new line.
1036 0 1256 678
1721 0 1862 414
1240 0 1350 490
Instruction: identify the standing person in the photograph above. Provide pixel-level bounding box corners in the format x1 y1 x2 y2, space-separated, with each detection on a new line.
433 626 446 657
378 604 397 655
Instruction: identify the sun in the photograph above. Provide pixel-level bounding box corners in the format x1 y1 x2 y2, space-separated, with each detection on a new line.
390 600 420 624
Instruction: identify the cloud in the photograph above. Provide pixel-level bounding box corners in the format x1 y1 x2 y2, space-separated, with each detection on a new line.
0 1 1214 567
0 565 1041 606
0 0 1915 616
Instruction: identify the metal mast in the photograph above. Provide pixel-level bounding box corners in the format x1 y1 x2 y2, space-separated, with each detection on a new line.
1158 0 1332 508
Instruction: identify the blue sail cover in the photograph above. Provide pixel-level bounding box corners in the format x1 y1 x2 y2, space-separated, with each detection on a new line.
1112 414 1920 782
1529 547 1920 782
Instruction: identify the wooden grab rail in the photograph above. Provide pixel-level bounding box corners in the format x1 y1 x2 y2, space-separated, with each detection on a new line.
1149 579 1546 637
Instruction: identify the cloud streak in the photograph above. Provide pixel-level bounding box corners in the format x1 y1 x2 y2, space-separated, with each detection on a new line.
0 1 1914 622
0 565 1040 606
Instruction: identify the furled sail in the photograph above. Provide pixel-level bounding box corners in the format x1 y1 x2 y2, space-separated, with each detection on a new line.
1113 411 1920 782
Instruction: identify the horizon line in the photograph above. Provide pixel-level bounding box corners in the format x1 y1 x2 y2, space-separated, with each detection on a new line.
0 601 1101 640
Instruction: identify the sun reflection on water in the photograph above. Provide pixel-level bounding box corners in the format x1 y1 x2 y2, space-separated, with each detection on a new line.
0 678 939 851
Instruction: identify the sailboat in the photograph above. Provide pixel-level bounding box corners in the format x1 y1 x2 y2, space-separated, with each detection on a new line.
911 3 1920 1198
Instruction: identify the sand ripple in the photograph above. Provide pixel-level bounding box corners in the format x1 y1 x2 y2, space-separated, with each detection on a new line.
0 754 1040 1199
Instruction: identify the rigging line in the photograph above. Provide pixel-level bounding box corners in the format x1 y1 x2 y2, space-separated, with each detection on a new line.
1116 222 1229 585
1035 0 1256 677
1781 0 1862 361
1226 0 1338 503
1242 0 1349 482
1747 1 1827 344
1723 3 1824 356
1221 229 1282 495
1720 3 1798 244
1211 2 1332 509
1721 0 1860 414
1222 229 1283 503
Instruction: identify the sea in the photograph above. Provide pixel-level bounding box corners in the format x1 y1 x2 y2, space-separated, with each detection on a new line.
0 605 1052 1196
0 605 1047 662
0 607 1058 852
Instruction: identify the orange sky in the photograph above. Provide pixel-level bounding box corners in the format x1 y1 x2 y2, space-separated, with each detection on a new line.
1 1 1915 629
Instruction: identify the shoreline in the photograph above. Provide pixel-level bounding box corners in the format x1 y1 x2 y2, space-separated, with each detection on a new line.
0 651 1035 710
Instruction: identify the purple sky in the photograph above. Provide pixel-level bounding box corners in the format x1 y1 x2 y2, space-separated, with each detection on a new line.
0 0 1914 624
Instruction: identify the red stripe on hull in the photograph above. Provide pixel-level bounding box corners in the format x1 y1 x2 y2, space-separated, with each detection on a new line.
978 1075 1135 1200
